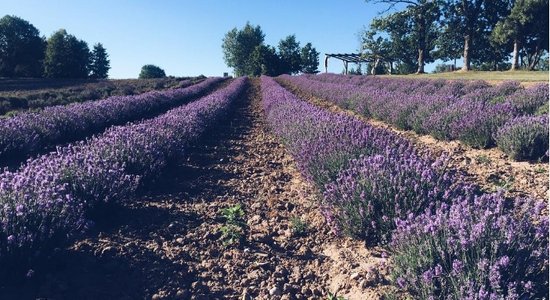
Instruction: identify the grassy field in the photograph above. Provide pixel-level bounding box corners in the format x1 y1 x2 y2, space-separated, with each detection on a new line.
380 70 549 83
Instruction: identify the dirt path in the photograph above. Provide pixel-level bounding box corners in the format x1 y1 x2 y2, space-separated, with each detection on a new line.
278 79 548 201
0 79 388 299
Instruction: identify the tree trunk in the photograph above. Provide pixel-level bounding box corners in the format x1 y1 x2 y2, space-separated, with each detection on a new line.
371 58 379 76
519 51 524 68
462 35 471 71
416 14 426 74
528 47 542 71
416 48 425 74
510 38 519 70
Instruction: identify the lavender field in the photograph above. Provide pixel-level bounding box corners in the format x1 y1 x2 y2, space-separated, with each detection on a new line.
0 75 546 299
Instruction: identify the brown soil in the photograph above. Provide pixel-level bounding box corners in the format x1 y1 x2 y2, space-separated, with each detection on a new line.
278 79 548 201
0 79 389 299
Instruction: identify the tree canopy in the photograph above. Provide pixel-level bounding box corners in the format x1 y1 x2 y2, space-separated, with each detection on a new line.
222 22 319 76
362 0 549 72
300 42 320 74
0 15 45 77
44 29 90 78
139 64 166 79
0 15 111 79
89 43 110 79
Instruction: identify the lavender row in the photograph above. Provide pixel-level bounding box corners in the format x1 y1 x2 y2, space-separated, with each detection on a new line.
0 77 247 274
260 76 548 299
281 74 548 160
0 77 224 164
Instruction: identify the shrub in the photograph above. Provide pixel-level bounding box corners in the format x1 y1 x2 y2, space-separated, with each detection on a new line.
506 83 549 115
495 115 549 161
450 102 516 149
535 102 548 116
322 152 466 243
138 64 166 79
389 193 548 299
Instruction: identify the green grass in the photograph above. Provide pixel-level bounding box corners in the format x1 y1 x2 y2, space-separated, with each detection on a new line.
379 70 549 83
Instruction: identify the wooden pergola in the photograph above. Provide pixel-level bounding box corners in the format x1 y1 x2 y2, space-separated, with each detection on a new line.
324 53 371 74
324 53 392 75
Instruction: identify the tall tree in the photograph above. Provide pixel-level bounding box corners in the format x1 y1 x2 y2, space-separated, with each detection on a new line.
44 29 90 78
522 0 549 70
441 0 510 71
494 0 549 70
300 42 320 74
222 22 265 76
250 44 281 76
0 15 45 77
360 28 393 74
492 1 524 70
365 0 441 74
89 43 110 78
278 35 302 74
364 12 426 74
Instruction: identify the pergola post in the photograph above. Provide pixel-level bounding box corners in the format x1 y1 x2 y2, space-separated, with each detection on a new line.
324 55 329 73
344 61 348 75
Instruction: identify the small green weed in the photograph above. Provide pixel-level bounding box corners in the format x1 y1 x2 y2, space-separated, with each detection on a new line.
327 292 347 300
221 204 245 226
290 216 308 236
219 204 246 246
534 166 547 174
475 154 491 164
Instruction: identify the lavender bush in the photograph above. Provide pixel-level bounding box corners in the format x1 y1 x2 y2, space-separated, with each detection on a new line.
506 83 549 115
281 74 548 158
0 77 224 164
261 76 410 192
449 102 516 148
390 193 549 299
322 151 468 243
495 115 549 161
0 77 247 273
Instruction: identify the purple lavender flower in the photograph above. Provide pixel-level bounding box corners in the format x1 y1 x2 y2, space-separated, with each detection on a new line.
422 269 435 283
396 277 407 289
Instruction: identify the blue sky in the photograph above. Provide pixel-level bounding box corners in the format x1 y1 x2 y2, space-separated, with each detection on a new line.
3 0 409 78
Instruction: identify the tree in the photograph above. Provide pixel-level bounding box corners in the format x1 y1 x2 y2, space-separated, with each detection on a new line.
365 0 441 74
89 43 110 78
250 44 281 76
521 0 549 70
278 35 302 74
493 0 548 70
44 29 90 78
440 0 510 71
363 13 425 74
221 22 320 76
139 64 166 78
222 22 265 76
0 15 45 77
360 28 394 74
300 42 320 74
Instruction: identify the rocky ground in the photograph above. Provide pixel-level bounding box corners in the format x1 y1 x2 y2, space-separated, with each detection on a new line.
0 79 391 299
278 79 549 201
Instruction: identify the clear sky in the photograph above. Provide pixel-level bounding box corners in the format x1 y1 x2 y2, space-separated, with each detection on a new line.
3 0 403 78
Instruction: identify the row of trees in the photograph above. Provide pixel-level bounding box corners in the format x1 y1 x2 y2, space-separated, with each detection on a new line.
0 15 110 78
361 0 549 74
222 22 320 76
